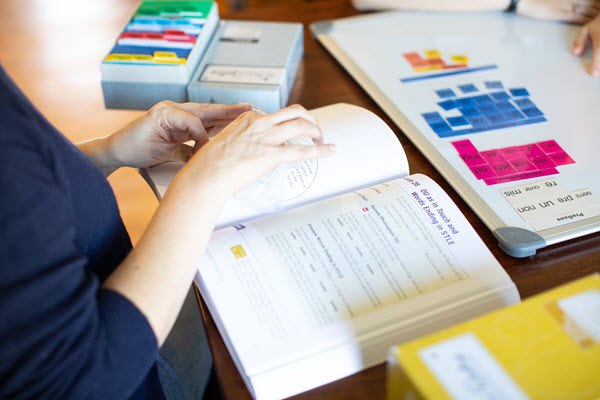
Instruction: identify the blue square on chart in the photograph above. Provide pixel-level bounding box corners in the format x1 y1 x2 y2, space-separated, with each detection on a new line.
495 101 518 112
455 97 475 107
522 107 544 117
465 115 490 129
438 99 458 111
458 84 478 93
422 112 444 123
429 120 453 133
502 109 525 121
436 89 456 98
491 91 510 101
447 116 469 127
484 113 505 125
509 88 530 97
485 81 504 89
478 104 499 115
473 94 494 104
460 107 481 118
514 98 534 108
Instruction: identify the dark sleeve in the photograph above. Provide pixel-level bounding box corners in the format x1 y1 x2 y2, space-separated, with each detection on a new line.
0 131 159 399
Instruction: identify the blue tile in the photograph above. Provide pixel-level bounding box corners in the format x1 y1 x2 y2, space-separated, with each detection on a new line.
460 107 481 117
485 81 504 89
484 113 506 125
514 98 534 108
447 116 469 127
522 107 544 117
478 104 499 115
429 120 453 133
502 109 526 121
473 94 494 104
495 101 517 112
465 115 490 129
458 83 478 93
422 112 444 123
491 91 510 101
455 97 475 107
509 87 530 97
438 99 458 111
436 89 456 98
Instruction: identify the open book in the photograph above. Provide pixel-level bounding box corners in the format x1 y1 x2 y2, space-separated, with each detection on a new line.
140 103 520 400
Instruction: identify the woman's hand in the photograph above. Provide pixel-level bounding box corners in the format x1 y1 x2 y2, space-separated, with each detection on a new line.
78 101 251 175
573 13 600 76
516 0 600 23
171 104 337 201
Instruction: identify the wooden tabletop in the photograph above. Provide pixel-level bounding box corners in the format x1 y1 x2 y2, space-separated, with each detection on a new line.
205 1 600 399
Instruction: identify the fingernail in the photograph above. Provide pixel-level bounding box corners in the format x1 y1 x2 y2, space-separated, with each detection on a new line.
593 69 600 77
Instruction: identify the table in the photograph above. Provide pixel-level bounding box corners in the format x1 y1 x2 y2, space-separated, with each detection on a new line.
198 1 600 399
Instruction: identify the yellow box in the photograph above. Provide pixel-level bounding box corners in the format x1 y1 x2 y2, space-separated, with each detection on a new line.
387 274 600 400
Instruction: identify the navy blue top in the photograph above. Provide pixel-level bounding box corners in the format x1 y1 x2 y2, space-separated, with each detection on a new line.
0 65 164 399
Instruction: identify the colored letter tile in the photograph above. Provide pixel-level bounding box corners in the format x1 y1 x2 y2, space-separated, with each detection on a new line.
491 91 510 101
451 55 469 63
429 120 453 133
522 107 544 117
528 154 556 169
470 164 496 179
473 95 493 104
549 152 575 166
509 88 530 97
510 158 538 172
447 116 469 127
422 112 444 123
460 107 481 117
465 115 490 129
479 104 499 115
517 144 544 157
455 97 474 107
458 84 478 93
495 101 517 112
491 161 518 176
436 89 456 98
485 81 504 89
424 49 442 59
452 139 477 154
513 98 534 108
502 109 526 121
499 146 524 160
460 152 487 166
438 99 458 111
484 113 505 125
537 140 564 154
480 150 506 164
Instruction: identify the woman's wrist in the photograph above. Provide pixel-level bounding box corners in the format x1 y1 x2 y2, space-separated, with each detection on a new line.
77 136 122 176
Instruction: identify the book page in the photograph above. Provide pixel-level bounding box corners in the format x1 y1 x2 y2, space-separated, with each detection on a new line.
196 174 513 376
144 103 409 229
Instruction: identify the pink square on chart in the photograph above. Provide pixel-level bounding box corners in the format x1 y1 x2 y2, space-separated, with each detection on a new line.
480 150 506 164
510 157 538 173
460 152 487 166
499 146 524 160
452 140 478 154
528 154 556 169
469 164 496 180
484 173 525 185
490 161 518 176
549 152 575 166
538 140 564 154
517 143 544 158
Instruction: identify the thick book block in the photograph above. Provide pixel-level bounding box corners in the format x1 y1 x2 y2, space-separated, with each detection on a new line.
101 1 219 110
387 273 600 400
187 20 303 113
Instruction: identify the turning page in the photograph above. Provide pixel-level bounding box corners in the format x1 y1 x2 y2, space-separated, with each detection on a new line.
142 103 409 229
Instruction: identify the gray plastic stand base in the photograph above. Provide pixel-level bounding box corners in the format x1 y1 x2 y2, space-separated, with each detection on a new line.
493 227 546 257
102 81 187 111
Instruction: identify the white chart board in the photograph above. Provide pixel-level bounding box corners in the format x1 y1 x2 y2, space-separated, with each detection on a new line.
311 11 600 257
